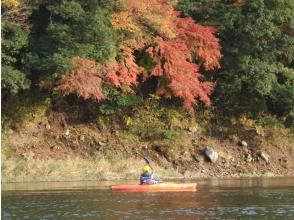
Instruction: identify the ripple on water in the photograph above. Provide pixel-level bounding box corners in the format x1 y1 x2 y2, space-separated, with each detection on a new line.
2 178 294 219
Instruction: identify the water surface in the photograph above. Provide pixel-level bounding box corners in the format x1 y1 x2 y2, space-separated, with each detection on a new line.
2 177 294 219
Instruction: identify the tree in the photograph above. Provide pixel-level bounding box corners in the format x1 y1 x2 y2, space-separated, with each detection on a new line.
179 0 294 117
28 0 118 83
1 0 31 95
55 57 105 101
145 16 221 110
111 0 221 110
56 0 222 111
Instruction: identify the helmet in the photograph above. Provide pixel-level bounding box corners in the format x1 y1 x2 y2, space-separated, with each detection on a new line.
143 165 151 173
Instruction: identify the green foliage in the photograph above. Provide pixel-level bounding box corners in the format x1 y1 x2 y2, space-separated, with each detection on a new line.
1 135 15 159
123 97 192 154
178 0 294 120
156 129 189 154
98 86 143 115
285 112 294 128
1 21 30 95
1 91 51 131
269 79 294 116
28 0 118 79
1 65 30 95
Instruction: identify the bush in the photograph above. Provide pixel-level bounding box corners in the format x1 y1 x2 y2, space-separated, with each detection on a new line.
122 97 192 154
1 91 51 131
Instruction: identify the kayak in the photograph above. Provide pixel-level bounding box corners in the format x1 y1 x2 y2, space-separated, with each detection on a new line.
111 183 197 192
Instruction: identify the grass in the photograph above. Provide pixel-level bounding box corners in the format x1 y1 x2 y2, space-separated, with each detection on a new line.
239 172 279 178
2 152 183 182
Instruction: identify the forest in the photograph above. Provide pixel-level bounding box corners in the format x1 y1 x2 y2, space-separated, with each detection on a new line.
1 0 294 181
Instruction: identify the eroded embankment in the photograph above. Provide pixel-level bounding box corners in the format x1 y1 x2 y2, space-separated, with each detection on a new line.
2 112 294 182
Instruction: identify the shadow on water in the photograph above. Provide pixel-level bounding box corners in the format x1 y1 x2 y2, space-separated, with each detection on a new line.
2 177 294 219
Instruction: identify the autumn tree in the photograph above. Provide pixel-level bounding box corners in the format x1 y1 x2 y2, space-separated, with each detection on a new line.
56 57 105 101
145 16 221 110
56 0 221 111
111 0 221 110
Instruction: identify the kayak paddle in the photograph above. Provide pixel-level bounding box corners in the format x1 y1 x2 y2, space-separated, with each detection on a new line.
144 157 151 165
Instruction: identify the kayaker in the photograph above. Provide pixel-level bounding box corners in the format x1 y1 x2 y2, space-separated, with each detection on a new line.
140 165 159 185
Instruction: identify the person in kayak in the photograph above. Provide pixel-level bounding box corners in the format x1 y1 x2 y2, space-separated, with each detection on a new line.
140 165 159 185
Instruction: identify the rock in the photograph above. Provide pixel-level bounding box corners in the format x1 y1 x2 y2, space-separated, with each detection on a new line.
188 127 197 133
204 146 218 163
244 153 253 163
98 141 106 147
279 158 288 168
111 129 119 136
243 147 249 153
8 129 14 135
45 123 51 130
54 145 60 150
80 135 85 141
65 129 70 136
238 140 248 147
257 151 269 163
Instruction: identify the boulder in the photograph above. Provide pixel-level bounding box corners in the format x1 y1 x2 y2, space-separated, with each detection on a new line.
204 146 218 163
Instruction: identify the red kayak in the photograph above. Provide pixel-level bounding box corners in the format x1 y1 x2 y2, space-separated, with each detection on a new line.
111 183 197 192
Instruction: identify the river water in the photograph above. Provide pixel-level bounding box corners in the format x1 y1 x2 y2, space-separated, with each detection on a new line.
2 177 294 219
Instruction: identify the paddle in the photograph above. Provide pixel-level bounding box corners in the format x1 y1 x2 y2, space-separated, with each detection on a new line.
143 157 151 166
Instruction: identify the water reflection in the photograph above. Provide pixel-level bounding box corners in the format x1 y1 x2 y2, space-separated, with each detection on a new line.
2 177 294 219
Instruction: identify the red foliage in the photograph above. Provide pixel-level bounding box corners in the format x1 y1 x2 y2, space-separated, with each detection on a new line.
56 58 105 101
106 48 144 90
56 53 143 100
176 17 221 70
55 3 222 111
146 36 214 111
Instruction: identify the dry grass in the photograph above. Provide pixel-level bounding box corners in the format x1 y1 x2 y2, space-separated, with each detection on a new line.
2 152 183 182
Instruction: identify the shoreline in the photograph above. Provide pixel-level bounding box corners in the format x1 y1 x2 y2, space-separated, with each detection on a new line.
2 153 292 184
2 112 293 185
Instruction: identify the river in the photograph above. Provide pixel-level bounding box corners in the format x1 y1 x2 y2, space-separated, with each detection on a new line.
2 177 294 219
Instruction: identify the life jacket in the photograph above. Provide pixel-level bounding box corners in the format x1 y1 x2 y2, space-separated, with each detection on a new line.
140 172 158 185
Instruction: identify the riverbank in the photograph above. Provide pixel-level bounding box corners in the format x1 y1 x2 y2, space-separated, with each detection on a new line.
2 108 294 182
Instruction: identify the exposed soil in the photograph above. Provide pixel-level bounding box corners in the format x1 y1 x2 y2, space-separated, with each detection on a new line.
4 111 294 179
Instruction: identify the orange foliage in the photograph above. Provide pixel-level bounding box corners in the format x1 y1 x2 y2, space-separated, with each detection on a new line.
56 1 222 111
146 37 214 110
56 58 105 101
106 48 144 90
144 14 221 110
176 17 221 70
112 0 177 48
